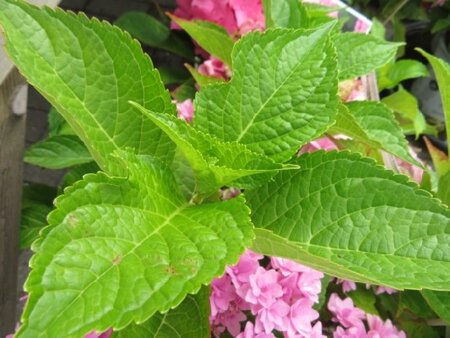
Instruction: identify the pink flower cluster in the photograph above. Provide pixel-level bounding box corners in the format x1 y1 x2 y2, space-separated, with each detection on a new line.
328 293 406 338
210 250 325 338
172 0 264 36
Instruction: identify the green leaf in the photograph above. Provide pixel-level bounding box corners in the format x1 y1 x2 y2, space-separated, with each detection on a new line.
25 135 92 169
329 104 382 153
59 162 100 192
247 151 450 290
20 203 51 249
48 107 74 137
438 171 450 206
171 80 197 101
370 18 386 40
114 12 194 60
113 286 210 338
20 184 57 249
381 86 427 137
18 152 253 337
399 320 441 338
334 33 402 80
263 0 308 29
114 12 170 46
378 60 428 90
345 101 420 166
132 103 290 192
417 49 450 157
348 286 378 315
195 25 339 162
399 290 437 319
0 0 176 171
158 66 190 85
423 137 450 178
422 290 450 324
169 15 234 66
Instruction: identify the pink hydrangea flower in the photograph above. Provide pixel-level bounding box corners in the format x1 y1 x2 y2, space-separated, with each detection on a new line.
172 0 237 33
210 274 239 316
367 314 406 338
227 249 263 289
176 99 194 122
286 298 320 336
172 0 264 36
333 324 367 338
237 322 276 338
198 57 231 79
300 137 338 153
254 299 290 333
229 0 265 34
328 293 365 328
240 267 283 307
84 329 112 338
374 286 397 295
336 279 357 293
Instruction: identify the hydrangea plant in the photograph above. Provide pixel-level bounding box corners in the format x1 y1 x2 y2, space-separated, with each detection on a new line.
1 0 449 337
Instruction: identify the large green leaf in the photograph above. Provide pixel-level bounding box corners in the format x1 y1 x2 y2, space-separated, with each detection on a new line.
345 101 420 166
132 103 291 193
334 33 402 80
417 49 450 156
195 25 338 162
0 0 176 171
113 286 210 338
25 135 92 169
421 290 450 324
18 153 253 337
247 151 450 290
169 15 234 66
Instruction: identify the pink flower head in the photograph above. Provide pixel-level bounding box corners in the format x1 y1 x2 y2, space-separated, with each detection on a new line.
172 0 264 36
212 305 247 337
271 257 315 276
84 329 112 338
336 279 357 293
227 249 263 289
296 269 324 304
210 274 238 316
367 314 406 338
375 286 397 295
328 293 365 328
237 322 276 338
254 299 290 333
172 0 237 33
333 325 367 338
239 267 283 307
300 137 338 153
176 99 194 122
354 18 371 33
286 298 320 336
198 57 232 79
229 0 265 34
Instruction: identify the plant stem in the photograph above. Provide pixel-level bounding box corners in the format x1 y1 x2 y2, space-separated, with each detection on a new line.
383 0 409 25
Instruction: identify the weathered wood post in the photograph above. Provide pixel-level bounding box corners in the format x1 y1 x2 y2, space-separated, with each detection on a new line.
0 52 27 336
0 1 60 334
